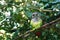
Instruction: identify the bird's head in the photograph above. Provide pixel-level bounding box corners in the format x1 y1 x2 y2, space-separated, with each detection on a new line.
32 12 40 19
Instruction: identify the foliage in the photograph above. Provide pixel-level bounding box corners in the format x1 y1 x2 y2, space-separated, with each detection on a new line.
0 0 60 40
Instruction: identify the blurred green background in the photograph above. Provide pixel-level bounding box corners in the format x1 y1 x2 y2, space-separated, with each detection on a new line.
0 0 60 40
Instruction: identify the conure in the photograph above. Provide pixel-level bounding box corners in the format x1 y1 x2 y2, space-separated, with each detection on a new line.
30 12 42 31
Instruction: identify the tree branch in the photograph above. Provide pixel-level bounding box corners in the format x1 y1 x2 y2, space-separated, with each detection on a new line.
29 7 59 12
14 17 60 40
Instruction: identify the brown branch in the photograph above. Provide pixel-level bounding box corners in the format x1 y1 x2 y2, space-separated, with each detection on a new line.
29 7 59 12
41 17 60 28
23 17 60 37
14 17 60 40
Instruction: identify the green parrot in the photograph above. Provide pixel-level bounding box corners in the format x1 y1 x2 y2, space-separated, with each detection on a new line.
30 12 42 31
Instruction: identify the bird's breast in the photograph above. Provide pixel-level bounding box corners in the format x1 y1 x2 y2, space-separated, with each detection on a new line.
30 19 42 27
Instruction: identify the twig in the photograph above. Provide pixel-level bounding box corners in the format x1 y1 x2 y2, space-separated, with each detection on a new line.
24 17 60 37
29 7 59 12
41 17 60 28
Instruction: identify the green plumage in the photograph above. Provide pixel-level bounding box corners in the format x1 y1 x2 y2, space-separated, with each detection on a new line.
30 12 42 30
30 19 42 30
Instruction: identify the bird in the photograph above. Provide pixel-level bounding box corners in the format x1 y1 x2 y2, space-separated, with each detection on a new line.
30 12 42 31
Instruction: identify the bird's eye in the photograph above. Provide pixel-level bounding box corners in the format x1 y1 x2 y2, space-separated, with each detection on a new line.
33 14 34 16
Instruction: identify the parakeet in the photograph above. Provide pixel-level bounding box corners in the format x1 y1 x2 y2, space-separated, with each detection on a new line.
30 12 42 31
